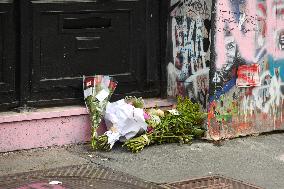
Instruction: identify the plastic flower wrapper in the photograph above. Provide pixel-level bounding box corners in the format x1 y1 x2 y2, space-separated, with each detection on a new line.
83 75 117 150
96 99 148 151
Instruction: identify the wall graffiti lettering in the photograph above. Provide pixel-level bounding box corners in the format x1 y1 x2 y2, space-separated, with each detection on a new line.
167 0 211 109
183 0 210 18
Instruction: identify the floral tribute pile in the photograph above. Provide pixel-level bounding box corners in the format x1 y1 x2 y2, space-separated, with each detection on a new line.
83 76 206 153
123 96 206 153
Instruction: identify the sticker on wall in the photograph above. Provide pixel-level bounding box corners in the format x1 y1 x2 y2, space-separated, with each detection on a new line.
237 64 260 87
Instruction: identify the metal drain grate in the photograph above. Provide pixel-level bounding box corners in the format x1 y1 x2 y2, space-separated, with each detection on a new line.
163 175 263 189
0 165 263 189
0 164 162 189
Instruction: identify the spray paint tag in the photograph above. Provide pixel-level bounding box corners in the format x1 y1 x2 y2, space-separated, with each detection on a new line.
95 89 109 102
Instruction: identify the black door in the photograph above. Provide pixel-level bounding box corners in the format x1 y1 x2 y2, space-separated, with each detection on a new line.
0 0 17 110
0 0 168 111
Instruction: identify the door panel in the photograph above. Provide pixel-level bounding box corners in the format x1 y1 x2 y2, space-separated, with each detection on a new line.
0 0 164 110
0 0 18 109
32 9 136 89
29 0 160 105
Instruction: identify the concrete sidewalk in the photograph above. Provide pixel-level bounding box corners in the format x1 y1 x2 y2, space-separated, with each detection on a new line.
0 133 284 189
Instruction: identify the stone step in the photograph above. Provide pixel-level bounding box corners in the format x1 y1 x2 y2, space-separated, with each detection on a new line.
0 98 175 153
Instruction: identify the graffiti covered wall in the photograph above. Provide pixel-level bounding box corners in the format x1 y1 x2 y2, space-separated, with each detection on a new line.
167 0 284 139
167 0 212 109
209 0 284 139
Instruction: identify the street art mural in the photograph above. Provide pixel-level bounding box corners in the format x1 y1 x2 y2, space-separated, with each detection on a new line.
167 0 284 139
167 0 212 109
209 0 284 139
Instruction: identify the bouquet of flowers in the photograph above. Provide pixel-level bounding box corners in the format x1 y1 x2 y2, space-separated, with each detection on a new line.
83 75 117 150
123 97 206 153
95 96 148 151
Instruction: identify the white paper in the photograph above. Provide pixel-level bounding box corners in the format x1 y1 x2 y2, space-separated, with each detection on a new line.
105 130 120 148
49 181 62 185
104 99 148 148
95 89 109 102
84 87 93 98
168 109 180 115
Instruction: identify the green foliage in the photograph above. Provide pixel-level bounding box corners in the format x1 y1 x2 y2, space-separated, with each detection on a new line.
93 135 111 151
125 96 144 109
86 95 109 150
123 134 150 153
152 96 206 143
176 96 206 128
124 96 206 153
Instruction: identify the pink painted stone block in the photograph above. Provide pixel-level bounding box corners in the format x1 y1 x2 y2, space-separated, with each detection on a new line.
0 114 92 152
0 106 88 124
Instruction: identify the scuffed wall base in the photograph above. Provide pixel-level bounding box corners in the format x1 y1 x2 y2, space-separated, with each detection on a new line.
207 104 284 140
0 115 92 153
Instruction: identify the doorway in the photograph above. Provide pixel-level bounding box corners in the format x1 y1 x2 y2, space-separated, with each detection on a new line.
0 0 168 111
